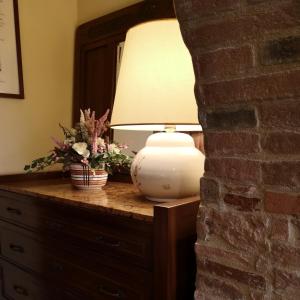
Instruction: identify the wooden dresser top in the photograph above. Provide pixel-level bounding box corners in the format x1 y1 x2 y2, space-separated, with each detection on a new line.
0 179 156 222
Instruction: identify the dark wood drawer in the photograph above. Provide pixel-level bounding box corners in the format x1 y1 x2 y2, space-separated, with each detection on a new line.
0 191 153 269
1 258 151 300
0 225 152 300
1 226 43 273
1 260 45 300
0 259 88 300
0 192 40 228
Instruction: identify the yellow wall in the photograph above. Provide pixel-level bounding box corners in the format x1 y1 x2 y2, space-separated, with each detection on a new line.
0 0 77 175
0 0 147 175
77 0 143 25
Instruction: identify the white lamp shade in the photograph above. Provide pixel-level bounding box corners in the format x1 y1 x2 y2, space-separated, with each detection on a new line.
110 19 201 131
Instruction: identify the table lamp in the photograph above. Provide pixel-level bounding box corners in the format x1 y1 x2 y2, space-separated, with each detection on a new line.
110 19 205 202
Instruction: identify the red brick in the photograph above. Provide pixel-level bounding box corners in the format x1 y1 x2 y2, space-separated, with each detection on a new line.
272 293 299 300
261 132 300 155
224 182 261 198
199 70 300 106
249 290 266 300
186 2 300 49
271 242 300 268
195 243 255 270
247 0 269 3
224 194 261 211
194 46 254 80
201 207 268 252
272 268 300 300
269 217 289 241
265 191 300 214
195 273 244 300
255 256 269 274
205 109 257 130
205 132 260 156
174 0 241 21
198 259 266 290
197 206 209 241
262 161 300 189
259 100 300 130
260 36 300 66
270 294 284 300
274 268 300 290
200 177 220 204
205 158 261 183
290 218 300 245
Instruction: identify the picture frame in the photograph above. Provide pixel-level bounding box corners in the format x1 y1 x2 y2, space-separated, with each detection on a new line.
0 0 24 99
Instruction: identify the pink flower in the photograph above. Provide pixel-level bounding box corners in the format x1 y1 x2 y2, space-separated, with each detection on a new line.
91 130 98 155
118 144 128 149
51 136 65 149
81 158 89 165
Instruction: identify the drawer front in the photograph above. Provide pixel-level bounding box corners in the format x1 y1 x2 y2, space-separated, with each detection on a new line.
0 192 40 228
0 226 152 300
50 259 151 300
42 219 152 266
0 191 152 268
0 260 87 300
1 260 45 300
1 227 43 272
1 259 151 300
0 223 149 272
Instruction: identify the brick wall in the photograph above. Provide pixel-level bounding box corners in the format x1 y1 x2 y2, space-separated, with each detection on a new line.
174 0 300 299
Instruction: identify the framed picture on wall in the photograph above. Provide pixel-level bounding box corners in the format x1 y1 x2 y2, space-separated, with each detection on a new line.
0 0 24 98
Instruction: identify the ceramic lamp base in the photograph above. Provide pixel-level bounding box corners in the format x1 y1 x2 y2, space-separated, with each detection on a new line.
130 132 205 201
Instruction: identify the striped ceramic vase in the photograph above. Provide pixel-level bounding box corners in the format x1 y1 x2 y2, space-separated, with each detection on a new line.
70 163 108 190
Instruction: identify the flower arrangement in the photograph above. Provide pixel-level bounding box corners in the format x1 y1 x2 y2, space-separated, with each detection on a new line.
24 109 132 174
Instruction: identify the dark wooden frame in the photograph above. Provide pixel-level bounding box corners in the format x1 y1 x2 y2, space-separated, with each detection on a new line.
0 0 24 99
154 198 199 300
72 0 175 124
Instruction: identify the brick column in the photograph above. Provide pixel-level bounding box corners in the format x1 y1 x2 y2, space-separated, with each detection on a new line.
174 0 300 299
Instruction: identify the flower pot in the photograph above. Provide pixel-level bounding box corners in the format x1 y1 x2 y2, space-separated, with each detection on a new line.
70 163 108 190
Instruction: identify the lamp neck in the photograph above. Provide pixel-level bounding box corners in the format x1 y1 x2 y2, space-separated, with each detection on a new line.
164 125 176 133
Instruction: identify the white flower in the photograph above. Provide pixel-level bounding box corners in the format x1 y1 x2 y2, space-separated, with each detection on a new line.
108 143 120 154
82 149 90 158
72 142 90 158
97 138 105 147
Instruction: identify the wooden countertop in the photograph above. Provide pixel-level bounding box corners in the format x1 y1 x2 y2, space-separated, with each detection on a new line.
0 178 156 222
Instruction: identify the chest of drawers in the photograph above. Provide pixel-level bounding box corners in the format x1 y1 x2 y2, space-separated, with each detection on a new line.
0 176 199 300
